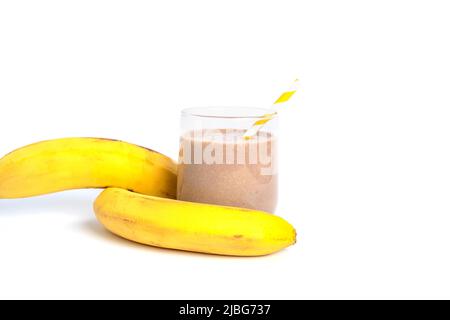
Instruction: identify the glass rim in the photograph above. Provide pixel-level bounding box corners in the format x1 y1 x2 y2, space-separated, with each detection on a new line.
181 106 272 119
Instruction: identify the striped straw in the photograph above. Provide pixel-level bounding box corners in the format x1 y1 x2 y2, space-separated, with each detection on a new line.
243 79 299 139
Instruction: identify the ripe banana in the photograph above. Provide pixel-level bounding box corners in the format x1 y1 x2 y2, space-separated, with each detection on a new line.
0 138 177 199
94 188 296 256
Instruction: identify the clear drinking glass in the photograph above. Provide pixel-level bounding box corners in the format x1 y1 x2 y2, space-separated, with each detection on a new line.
177 107 278 213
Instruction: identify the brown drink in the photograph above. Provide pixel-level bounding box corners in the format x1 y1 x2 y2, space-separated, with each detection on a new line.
177 129 278 213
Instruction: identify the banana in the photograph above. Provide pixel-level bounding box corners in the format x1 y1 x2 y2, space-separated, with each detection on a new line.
94 188 296 256
0 138 177 199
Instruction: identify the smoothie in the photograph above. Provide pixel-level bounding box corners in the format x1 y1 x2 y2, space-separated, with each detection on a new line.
177 129 278 213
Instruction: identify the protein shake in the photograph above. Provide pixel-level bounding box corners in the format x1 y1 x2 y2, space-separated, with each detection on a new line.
177 129 278 213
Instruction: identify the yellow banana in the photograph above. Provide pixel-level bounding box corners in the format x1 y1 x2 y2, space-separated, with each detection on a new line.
94 188 296 256
0 138 177 199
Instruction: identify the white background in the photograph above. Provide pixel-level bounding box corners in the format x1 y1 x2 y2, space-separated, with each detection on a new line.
0 0 449 300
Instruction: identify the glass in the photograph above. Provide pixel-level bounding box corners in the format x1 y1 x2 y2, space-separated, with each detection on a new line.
177 107 278 213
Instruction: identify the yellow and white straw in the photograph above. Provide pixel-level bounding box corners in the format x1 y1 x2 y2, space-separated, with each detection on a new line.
243 79 299 139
